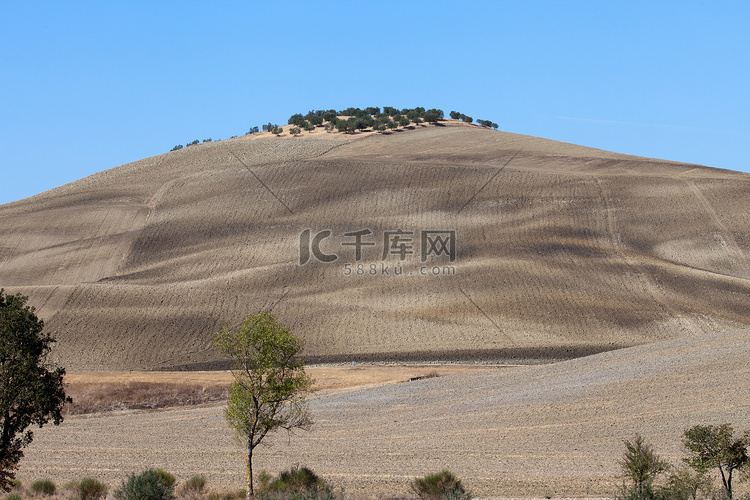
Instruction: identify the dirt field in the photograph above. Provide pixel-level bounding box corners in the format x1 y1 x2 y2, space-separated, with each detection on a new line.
1 123 749 371
18 329 750 498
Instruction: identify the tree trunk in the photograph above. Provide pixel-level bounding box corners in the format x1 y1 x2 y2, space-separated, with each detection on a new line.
246 440 253 499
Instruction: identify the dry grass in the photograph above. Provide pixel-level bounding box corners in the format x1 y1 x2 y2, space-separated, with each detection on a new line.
63 365 499 414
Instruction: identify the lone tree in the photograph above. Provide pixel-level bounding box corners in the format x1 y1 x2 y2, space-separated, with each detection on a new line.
213 312 313 499
683 424 749 500
0 289 70 490
618 434 668 498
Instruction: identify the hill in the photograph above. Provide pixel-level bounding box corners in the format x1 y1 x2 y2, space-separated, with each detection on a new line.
1 122 749 370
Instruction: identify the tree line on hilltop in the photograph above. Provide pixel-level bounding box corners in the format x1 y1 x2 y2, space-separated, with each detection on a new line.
170 107 499 150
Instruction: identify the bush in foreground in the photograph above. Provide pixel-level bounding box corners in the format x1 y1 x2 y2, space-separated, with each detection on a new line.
257 466 337 500
77 477 109 500
411 470 471 500
114 468 175 500
178 475 207 500
30 479 56 496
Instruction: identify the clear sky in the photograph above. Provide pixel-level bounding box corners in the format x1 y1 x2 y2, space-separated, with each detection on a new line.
1 1 748 205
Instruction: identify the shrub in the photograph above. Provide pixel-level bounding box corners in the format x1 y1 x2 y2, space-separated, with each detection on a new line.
207 490 245 500
7 494 21 500
411 470 471 500
267 466 323 494
178 475 207 498
30 479 56 496
77 478 109 500
171 145 184 151
114 468 176 500
289 126 301 136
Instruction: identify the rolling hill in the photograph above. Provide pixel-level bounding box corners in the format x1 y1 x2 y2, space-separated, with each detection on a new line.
1 122 749 370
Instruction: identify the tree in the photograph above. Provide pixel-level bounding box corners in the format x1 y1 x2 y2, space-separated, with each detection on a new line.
287 113 304 126
213 312 313 499
683 424 749 500
619 434 668 498
664 465 713 500
289 126 301 136
0 290 70 490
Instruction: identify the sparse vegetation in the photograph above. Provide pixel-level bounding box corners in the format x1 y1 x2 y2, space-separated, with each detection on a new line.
29 479 56 496
178 475 207 500
63 380 229 415
167 105 492 151
257 465 337 500
411 470 471 500
114 468 175 500
66 477 109 500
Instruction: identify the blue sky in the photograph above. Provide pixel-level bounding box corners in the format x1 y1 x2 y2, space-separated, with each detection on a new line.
1 1 748 205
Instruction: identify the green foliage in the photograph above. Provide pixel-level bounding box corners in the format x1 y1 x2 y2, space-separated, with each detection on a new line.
613 482 660 500
322 110 337 122
171 144 184 151
68 477 109 500
270 125 284 136
202 138 212 143
266 466 323 494
256 466 338 500
6 494 21 500
304 112 324 127
410 470 471 500
476 119 498 129
214 312 313 497
289 126 301 136
114 469 175 500
288 113 305 126
663 466 714 500
303 122 315 132
178 475 207 498
30 479 56 496
619 434 669 498
247 126 260 135
187 139 199 146
0 290 71 491
683 424 750 500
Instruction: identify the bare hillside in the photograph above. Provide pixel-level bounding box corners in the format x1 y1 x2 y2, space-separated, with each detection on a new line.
1 124 749 370
20 328 750 497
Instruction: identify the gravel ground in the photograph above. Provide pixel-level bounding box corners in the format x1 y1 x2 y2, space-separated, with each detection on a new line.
19 329 750 498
